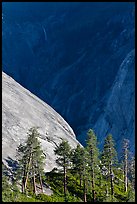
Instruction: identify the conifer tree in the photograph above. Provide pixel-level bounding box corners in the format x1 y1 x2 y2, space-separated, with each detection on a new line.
122 138 129 192
129 156 135 189
54 139 72 201
101 134 117 199
82 149 90 202
71 144 89 202
16 127 45 194
86 129 100 202
71 144 85 187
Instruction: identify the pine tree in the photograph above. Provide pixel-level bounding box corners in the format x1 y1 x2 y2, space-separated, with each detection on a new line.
71 144 89 202
16 127 45 194
129 156 135 189
101 134 117 199
71 144 85 187
54 139 72 201
82 149 90 202
122 138 129 192
86 129 100 202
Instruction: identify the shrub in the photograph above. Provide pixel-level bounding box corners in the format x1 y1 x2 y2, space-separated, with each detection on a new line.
36 193 52 202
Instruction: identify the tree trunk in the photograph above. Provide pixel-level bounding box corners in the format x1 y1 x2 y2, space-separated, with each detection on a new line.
24 155 32 191
22 164 26 193
80 173 82 187
24 174 29 191
124 148 128 192
84 179 87 202
123 139 129 192
110 165 114 196
92 181 96 202
22 177 25 193
39 173 43 193
92 169 96 202
33 174 37 194
64 166 67 199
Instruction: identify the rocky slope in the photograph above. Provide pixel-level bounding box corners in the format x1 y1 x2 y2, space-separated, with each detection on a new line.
2 72 81 172
92 50 135 153
2 2 135 152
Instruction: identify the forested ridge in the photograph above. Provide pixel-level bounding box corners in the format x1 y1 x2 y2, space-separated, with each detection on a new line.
2 127 135 202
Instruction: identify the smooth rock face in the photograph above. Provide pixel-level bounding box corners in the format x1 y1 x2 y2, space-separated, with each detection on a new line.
2 72 81 172
2 2 135 152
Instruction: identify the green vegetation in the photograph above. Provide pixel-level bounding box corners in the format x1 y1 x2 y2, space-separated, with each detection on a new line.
54 139 72 201
101 134 118 199
86 129 100 202
16 127 45 194
2 127 135 202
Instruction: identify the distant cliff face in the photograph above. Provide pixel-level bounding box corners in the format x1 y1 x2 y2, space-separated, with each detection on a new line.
2 2 135 152
2 72 81 172
91 50 135 153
